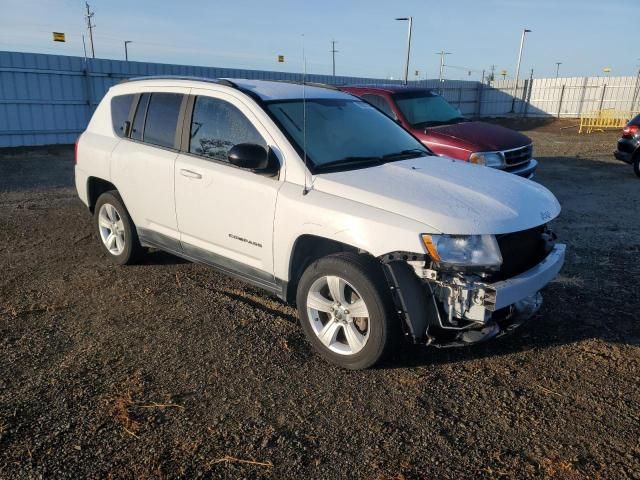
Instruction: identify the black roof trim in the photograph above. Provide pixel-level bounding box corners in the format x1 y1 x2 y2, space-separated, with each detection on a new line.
118 76 238 88
344 84 434 93
270 80 340 91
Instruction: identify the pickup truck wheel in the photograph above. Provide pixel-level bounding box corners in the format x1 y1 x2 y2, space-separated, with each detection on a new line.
633 155 640 178
296 253 396 370
94 191 143 265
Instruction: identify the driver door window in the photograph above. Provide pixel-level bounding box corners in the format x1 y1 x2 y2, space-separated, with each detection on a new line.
189 96 266 162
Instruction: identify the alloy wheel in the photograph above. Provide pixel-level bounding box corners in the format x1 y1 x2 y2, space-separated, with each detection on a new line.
98 203 126 255
306 275 371 355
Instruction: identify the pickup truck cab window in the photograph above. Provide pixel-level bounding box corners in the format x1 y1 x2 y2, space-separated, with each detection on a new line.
393 91 466 128
189 96 265 162
360 93 397 120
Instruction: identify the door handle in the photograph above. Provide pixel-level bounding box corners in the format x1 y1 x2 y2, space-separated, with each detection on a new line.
180 169 202 179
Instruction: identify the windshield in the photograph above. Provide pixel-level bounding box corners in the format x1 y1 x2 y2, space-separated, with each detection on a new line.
393 91 466 128
266 98 430 172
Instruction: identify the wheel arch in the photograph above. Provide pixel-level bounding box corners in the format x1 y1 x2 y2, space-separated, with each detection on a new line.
285 234 369 304
86 177 117 213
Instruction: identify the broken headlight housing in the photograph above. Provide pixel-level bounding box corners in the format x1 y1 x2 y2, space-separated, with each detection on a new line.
421 234 503 269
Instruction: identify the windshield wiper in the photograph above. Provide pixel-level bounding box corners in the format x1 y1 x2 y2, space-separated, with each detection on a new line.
315 150 429 172
381 149 428 161
415 117 468 128
314 156 383 171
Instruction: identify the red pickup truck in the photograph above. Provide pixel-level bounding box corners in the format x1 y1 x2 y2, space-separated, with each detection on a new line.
340 85 537 178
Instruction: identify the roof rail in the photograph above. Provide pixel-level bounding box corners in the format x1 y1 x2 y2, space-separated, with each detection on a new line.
118 76 238 88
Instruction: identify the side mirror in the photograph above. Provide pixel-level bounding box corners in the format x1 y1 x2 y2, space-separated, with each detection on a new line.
228 143 278 175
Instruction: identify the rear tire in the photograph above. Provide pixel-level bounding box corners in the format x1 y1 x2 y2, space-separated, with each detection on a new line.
94 191 144 265
633 155 640 178
296 253 398 370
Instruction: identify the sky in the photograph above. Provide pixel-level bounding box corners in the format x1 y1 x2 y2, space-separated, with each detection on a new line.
0 0 638 81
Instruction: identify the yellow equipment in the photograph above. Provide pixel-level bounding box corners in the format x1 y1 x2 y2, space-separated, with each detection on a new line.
579 109 637 134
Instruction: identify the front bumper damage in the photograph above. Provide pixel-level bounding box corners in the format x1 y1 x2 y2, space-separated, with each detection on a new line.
382 243 566 348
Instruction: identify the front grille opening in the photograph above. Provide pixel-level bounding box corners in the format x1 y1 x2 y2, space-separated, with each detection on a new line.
493 225 547 281
503 144 532 166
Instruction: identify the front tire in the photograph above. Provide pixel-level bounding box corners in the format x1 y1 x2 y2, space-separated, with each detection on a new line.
296 253 398 370
94 191 144 265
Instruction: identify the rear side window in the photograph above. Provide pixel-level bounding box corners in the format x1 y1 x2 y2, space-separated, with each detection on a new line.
143 93 183 149
189 96 265 162
360 94 397 120
130 93 150 141
111 94 134 137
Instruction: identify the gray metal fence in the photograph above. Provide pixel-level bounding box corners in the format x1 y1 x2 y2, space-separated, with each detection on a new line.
2 50 640 147
486 75 640 117
0 51 410 147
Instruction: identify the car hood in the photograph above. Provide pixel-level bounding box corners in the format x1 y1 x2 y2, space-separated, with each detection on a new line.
312 156 560 235
416 121 532 152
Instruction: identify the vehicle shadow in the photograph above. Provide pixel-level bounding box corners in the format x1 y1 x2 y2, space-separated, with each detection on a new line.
379 269 639 369
482 116 558 132
139 249 190 266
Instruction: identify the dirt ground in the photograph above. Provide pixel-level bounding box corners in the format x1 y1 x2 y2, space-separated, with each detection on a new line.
1 121 638 479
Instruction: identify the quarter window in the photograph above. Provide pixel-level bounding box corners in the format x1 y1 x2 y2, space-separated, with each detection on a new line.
360 94 397 120
189 96 265 162
143 93 183 149
111 94 135 137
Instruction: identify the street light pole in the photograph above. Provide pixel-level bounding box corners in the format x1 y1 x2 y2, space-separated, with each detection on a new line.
511 28 531 113
330 39 338 78
555 62 562 78
124 40 132 61
395 17 413 85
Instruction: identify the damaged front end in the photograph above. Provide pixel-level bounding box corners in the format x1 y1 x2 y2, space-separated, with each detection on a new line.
381 226 565 347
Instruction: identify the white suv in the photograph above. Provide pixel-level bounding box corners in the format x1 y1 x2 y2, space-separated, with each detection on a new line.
75 77 565 369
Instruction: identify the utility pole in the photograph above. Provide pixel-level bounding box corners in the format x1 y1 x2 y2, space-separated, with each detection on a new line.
395 17 413 85
631 66 640 113
124 40 132 61
555 62 562 78
511 28 531 113
522 68 534 117
85 2 95 58
436 50 451 92
489 64 496 83
81 34 87 61
330 40 338 78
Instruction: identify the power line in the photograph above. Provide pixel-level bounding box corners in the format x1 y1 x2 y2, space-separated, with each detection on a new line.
443 64 482 73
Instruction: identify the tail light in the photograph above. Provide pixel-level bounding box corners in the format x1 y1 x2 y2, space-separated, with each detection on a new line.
622 125 639 137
